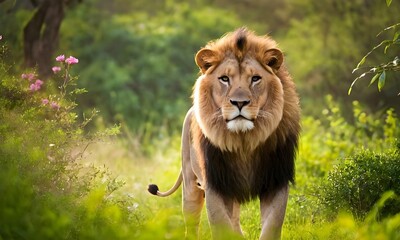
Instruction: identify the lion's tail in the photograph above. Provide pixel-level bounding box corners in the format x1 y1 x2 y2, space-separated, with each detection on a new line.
148 170 183 197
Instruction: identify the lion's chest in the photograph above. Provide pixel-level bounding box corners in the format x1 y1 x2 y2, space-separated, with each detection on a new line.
200 134 296 203
202 143 259 202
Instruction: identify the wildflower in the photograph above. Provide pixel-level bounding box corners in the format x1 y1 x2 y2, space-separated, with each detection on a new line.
50 101 60 110
30 83 40 91
56 55 65 62
65 56 79 65
35 79 44 87
52 66 62 73
21 73 35 81
42 99 49 105
29 79 44 92
0 35 2 40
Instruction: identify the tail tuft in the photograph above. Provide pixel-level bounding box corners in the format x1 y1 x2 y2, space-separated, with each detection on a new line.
148 184 159 195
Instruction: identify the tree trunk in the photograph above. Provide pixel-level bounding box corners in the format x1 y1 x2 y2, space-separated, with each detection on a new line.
23 0 64 78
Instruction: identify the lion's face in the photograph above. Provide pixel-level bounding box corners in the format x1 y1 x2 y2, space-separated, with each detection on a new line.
212 55 283 133
193 39 286 152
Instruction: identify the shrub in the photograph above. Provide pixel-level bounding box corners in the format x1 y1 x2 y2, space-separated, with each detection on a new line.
284 95 399 226
320 147 400 220
0 41 147 239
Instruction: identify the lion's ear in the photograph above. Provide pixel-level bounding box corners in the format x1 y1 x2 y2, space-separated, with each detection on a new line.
195 48 217 73
263 48 283 70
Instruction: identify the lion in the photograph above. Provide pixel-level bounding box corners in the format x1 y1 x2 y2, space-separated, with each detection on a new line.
148 28 300 240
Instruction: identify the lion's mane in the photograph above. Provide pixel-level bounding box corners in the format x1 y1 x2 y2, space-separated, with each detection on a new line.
191 28 301 203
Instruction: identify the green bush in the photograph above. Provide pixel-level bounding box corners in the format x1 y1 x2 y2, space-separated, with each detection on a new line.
0 44 147 239
286 96 400 226
320 147 400 220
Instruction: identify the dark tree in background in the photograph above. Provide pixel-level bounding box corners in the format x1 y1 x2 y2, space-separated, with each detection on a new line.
23 0 64 78
21 0 81 78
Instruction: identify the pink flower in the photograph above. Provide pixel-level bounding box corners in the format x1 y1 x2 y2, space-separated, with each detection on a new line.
42 99 49 105
30 83 40 91
35 79 44 87
50 101 60 110
52 66 61 73
65 56 79 65
0 35 2 41
29 79 44 92
56 55 65 62
21 73 36 81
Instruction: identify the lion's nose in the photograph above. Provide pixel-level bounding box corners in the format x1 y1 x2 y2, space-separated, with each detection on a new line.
230 99 250 110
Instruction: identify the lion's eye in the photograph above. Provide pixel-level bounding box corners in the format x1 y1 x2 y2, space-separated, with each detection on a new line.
251 75 262 83
218 76 230 84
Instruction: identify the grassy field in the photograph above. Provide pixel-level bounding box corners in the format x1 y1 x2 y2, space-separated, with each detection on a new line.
0 62 398 239
81 112 400 240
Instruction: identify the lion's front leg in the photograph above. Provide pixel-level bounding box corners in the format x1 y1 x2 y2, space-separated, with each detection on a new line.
259 185 289 240
205 188 243 238
230 200 242 235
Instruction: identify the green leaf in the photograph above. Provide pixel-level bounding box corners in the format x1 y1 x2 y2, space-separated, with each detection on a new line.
356 56 366 68
393 31 400 41
384 43 391 54
386 0 392 6
348 86 353 95
70 88 88 95
378 71 386 92
348 77 359 95
368 73 380 87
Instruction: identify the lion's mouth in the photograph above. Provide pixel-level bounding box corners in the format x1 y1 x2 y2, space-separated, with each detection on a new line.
226 115 255 133
226 115 253 122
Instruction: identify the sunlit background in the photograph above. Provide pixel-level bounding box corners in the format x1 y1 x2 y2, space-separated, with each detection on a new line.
0 0 399 239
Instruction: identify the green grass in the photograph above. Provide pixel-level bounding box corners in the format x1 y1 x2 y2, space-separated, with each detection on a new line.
81 133 400 240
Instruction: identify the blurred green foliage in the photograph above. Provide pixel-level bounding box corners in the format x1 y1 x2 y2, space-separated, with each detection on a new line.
1 0 400 239
1 0 399 146
0 48 141 240
59 1 246 145
279 0 400 116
